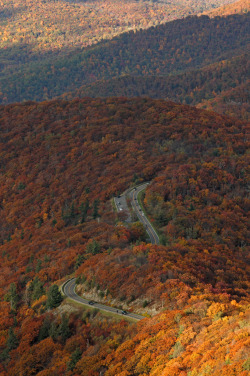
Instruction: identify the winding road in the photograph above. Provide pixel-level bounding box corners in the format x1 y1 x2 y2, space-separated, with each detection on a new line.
63 182 159 320
62 278 144 321
128 182 160 245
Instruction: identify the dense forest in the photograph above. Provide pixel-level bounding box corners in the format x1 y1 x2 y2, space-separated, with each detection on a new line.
0 1 249 374
0 97 249 375
0 12 249 104
0 0 232 74
62 53 249 120
0 0 234 54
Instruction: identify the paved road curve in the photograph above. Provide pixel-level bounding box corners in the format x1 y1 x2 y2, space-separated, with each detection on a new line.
128 183 160 245
62 278 144 321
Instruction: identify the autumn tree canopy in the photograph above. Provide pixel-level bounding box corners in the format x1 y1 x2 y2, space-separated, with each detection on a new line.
0 97 248 375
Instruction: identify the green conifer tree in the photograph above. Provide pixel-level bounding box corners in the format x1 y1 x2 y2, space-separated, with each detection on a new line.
7 328 18 351
59 314 71 343
67 347 82 371
46 285 63 309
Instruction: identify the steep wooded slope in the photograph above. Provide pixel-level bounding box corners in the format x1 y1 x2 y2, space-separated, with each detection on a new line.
0 0 233 93
0 12 249 104
0 97 248 296
1 0 231 55
0 98 249 375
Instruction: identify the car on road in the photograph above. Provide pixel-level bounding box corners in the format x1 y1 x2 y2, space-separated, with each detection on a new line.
88 300 95 305
121 310 128 315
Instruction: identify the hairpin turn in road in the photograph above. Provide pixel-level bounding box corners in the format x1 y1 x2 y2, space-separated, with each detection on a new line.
62 278 145 321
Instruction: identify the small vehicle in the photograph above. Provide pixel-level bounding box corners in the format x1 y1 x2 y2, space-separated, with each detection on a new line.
121 310 128 315
88 300 95 305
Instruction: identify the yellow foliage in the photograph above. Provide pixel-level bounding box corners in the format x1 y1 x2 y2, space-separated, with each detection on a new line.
31 295 47 310
207 302 226 318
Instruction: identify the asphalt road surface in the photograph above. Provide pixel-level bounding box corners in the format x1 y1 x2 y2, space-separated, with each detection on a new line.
62 278 144 321
128 183 160 245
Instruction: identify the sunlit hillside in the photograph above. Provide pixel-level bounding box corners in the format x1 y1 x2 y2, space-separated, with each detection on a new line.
207 0 249 16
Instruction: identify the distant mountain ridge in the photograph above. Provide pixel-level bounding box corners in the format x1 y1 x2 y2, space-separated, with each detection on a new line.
0 12 249 105
0 0 234 70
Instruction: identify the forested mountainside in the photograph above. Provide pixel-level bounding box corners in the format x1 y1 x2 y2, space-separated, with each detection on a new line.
207 0 249 16
0 98 249 375
0 0 234 55
62 53 249 120
0 12 249 104
0 0 233 89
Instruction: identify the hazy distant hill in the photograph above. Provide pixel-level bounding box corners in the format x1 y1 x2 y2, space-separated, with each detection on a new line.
0 12 249 104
